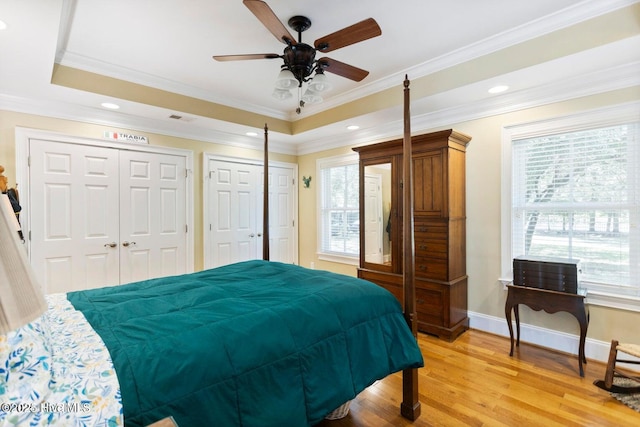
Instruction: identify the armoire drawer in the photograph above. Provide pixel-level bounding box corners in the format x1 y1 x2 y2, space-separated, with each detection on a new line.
415 239 447 259
415 257 447 280
414 221 447 240
415 287 444 326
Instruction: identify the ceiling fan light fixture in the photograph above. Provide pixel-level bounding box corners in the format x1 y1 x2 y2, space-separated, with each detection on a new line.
307 71 331 93
272 88 293 100
275 69 298 90
301 88 323 105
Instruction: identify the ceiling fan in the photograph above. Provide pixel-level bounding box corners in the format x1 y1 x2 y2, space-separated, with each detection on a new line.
213 0 382 110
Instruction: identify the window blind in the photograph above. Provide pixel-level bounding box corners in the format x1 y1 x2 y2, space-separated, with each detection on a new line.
318 160 359 256
512 123 639 295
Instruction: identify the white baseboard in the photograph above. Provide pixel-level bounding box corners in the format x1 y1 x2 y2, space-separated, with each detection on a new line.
468 311 616 364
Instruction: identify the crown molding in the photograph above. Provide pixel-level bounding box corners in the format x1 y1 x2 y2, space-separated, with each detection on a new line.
295 61 640 155
0 93 297 155
2 60 638 157
56 51 293 122
55 0 637 123
299 0 640 117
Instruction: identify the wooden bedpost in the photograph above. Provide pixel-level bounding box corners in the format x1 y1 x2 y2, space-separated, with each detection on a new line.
263 123 270 261
400 75 421 420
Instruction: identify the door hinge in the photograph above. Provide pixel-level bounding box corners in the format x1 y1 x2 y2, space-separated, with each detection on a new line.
185 224 188 233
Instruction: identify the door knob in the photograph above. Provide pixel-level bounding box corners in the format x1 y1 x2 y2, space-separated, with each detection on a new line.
257 233 262 237
104 242 117 248
249 234 255 238
122 241 136 247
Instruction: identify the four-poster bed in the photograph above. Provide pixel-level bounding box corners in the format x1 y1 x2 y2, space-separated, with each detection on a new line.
0 77 423 426
400 75 421 420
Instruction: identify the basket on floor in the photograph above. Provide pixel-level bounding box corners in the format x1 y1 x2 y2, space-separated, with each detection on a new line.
324 400 351 420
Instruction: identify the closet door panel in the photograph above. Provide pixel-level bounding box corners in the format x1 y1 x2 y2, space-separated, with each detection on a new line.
263 166 295 263
205 156 297 268
29 139 120 293
207 160 258 267
119 150 187 284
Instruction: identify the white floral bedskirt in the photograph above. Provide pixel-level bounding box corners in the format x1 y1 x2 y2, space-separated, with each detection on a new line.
0 293 122 426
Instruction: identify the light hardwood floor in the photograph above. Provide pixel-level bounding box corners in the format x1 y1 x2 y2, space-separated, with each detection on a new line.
316 329 640 427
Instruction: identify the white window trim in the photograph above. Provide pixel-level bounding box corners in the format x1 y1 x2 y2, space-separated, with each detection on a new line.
317 252 359 266
500 101 640 312
316 153 360 265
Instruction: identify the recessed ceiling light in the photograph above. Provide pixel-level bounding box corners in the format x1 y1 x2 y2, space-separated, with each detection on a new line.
101 102 120 110
246 132 258 137
347 125 360 131
0 20 7 30
488 85 509 94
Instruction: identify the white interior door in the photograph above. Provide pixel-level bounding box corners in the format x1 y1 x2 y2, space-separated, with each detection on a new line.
364 173 383 264
205 156 297 268
262 165 295 263
29 139 120 293
208 159 258 267
119 150 187 284
28 138 189 293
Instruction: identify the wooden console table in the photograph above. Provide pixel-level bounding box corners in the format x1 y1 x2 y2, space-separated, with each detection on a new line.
505 285 589 376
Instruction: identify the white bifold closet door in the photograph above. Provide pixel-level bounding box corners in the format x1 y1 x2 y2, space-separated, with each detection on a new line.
206 157 296 268
29 139 187 294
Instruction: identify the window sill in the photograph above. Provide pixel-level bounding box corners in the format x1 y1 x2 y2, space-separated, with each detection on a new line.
585 291 640 313
317 253 359 266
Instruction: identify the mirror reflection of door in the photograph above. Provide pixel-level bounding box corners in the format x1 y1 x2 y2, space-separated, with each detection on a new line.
364 163 392 265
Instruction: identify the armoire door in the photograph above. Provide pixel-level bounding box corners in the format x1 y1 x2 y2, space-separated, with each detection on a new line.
29 138 188 293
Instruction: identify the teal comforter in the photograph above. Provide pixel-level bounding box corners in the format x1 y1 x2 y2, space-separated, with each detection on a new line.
67 260 423 427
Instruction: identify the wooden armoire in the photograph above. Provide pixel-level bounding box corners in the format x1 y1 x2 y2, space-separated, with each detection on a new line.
353 129 471 341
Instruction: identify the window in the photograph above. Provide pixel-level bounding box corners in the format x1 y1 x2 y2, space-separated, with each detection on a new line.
317 154 360 263
502 103 640 310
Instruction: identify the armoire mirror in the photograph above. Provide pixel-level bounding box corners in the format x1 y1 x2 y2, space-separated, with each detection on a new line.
362 162 392 265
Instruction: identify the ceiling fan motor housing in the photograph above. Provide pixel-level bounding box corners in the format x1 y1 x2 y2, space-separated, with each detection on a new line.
283 44 316 85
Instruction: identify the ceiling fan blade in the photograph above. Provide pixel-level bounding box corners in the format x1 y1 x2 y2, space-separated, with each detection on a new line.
213 53 280 61
318 57 369 82
314 18 381 53
243 0 296 45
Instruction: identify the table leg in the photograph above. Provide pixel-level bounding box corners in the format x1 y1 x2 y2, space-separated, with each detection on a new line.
514 304 521 347
576 309 588 377
505 301 515 357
